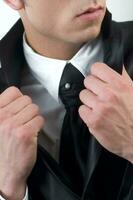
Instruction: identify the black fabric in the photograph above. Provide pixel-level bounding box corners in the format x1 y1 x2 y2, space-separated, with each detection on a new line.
28 145 80 200
59 63 88 195
1 10 133 200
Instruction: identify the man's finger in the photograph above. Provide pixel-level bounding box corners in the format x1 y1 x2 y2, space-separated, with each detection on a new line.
0 87 22 108
79 105 92 127
12 104 39 126
22 115 44 136
90 62 123 87
3 95 32 115
80 89 98 109
84 75 110 100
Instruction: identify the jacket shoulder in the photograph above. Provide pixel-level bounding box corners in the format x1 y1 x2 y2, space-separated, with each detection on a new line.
0 19 24 56
112 21 133 43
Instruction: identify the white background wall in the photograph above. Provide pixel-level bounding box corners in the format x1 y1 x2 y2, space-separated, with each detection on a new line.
107 0 133 21
0 0 133 38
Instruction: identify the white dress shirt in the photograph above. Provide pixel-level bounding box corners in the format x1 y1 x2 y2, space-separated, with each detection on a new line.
0 35 103 200
21 35 104 161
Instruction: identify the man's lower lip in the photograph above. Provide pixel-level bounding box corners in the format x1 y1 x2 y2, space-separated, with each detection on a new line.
76 9 103 21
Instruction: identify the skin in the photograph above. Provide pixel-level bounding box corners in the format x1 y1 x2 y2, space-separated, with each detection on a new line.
1 0 133 199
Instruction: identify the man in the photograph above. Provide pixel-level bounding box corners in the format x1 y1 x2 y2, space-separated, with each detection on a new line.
0 0 133 199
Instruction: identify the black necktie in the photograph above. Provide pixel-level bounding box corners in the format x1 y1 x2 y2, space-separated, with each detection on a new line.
59 63 91 196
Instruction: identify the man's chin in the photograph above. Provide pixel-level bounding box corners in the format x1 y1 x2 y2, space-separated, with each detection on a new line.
72 28 101 44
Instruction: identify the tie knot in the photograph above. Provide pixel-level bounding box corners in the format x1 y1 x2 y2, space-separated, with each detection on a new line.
59 63 84 108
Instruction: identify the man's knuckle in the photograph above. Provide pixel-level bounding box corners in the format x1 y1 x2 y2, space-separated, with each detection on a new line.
32 104 40 114
9 86 21 96
24 95 32 104
84 77 89 87
38 115 45 127
91 63 98 74
2 119 15 134
16 127 31 141
89 118 100 129
84 75 93 87
98 103 110 116
79 89 87 99
2 108 14 119
106 91 117 102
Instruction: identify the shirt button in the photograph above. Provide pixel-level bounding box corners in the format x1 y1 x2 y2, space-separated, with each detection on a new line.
64 83 71 90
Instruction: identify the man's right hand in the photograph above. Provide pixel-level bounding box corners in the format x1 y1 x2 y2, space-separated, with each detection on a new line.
0 86 44 200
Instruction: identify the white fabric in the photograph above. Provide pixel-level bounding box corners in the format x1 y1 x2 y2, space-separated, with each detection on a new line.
0 195 6 200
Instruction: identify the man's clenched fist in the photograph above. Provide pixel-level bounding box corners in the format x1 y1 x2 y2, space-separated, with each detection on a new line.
0 87 44 200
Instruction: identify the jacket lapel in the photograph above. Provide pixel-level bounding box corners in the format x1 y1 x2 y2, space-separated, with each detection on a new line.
102 16 124 74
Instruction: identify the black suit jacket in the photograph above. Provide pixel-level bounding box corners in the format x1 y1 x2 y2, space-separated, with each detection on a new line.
0 11 133 200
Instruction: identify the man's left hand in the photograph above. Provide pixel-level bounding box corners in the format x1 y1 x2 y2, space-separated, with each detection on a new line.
79 62 133 163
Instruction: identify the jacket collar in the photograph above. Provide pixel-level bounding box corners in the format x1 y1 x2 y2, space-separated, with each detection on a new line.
0 20 25 91
101 10 123 73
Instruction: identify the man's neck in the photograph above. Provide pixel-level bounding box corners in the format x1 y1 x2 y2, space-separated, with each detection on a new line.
25 31 84 60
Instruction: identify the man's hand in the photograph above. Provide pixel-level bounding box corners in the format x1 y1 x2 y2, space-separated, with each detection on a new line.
0 87 44 200
79 62 133 163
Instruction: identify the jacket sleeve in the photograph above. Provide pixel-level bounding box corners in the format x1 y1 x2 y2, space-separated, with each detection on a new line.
27 145 80 200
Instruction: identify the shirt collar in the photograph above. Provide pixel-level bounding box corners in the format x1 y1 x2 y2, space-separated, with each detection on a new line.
70 38 103 76
23 35 68 101
23 34 103 101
